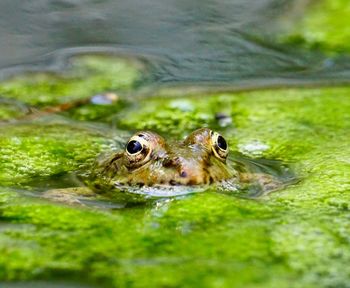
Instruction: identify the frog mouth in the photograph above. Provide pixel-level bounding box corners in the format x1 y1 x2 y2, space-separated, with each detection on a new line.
113 181 210 198
111 175 241 198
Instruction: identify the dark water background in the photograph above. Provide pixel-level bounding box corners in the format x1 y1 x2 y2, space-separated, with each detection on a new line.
1 0 350 88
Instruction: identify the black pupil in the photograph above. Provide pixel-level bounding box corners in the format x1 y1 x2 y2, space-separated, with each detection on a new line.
217 135 227 150
126 140 143 154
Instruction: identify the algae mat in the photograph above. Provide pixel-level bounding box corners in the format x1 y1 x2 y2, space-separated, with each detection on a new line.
0 54 350 287
283 0 350 53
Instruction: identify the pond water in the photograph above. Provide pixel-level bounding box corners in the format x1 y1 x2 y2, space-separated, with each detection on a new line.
1 0 350 87
1 1 350 287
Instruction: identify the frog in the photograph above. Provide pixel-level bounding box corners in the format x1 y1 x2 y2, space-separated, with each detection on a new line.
44 128 292 205
96 128 234 187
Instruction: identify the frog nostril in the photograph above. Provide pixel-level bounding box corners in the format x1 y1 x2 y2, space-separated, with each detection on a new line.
180 171 187 178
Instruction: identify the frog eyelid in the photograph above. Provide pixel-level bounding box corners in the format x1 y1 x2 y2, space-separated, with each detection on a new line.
125 135 152 167
210 131 229 160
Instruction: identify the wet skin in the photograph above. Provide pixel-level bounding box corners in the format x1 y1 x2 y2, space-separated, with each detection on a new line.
98 128 236 187
44 128 286 204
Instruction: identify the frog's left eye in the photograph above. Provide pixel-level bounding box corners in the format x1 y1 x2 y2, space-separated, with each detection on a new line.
210 131 229 160
125 135 152 167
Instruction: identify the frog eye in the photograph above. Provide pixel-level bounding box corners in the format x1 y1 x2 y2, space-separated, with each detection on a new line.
125 135 152 166
126 140 143 155
210 131 229 160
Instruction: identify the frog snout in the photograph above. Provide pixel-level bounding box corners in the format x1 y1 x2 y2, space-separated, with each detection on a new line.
161 155 208 184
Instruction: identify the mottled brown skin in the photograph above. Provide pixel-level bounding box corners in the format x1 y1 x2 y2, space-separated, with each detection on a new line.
44 128 286 205
99 128 236 187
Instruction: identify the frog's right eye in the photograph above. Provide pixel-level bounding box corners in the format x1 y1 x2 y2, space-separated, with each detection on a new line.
126 140 143 155
210 131 229 161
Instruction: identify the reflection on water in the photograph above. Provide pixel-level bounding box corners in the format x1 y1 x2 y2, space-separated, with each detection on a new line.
1 0 350 87
227 153 297 198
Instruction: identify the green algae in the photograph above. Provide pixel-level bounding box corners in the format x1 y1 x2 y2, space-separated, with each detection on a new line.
0 55 143 107
0 50 349 288
0 120 107 187
117 97 236 138
0 54 142 187
63 100 128 122
0 80 350 287
283 0 350 53
0 100 28 121
118 87 350 161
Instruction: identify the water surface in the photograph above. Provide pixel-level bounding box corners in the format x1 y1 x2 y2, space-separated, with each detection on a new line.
1 0 350 88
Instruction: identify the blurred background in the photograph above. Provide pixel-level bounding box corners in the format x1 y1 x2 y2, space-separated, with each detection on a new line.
1 0 350 87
